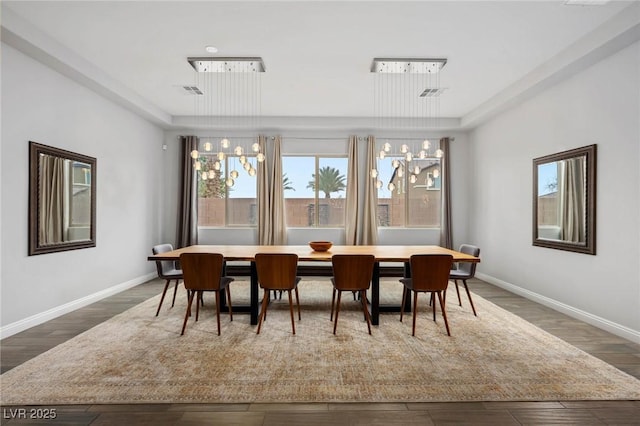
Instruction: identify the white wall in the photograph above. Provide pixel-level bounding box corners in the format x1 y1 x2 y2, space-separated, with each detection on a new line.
470 41 640 339
163 130 472 248
0 44 165 333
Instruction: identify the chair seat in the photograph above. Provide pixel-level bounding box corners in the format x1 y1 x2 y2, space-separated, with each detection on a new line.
448 269 469 280
261 276 301 291
163 268 183 278
330 277 369 291
399 277 413 289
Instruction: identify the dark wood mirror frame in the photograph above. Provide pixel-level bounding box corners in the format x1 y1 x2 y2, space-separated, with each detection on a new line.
29 141 97 256
533 144 596 255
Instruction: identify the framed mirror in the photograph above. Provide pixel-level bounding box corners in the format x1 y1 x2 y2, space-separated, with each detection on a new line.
29 141 97 255
533 144 596 255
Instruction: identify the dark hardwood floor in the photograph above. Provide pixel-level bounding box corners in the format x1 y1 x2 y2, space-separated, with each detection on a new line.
1 277 639 425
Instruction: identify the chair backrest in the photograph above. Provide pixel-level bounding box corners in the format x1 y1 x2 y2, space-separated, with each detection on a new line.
409 254 453 292
152 243 179 277
457 244 480 277
255 253 299 290
331 254 375 291
179 253 225 291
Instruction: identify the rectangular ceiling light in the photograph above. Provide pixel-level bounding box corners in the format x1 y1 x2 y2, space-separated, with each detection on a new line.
419 88 447 97
371 58 447 74
188 57 266 73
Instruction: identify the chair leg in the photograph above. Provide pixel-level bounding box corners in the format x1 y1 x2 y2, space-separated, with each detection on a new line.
195 291 201 322
400 287 407 322
256 292 270 334
330 288 337 320
226 286 233 321
360 290 372 335
295 287 301 320
287 290 296 335
432 292 437 322
437 291 451 336
462 279 477 316
412 291 418 336
454 280 462 306
171 280 179 308
181 291 195 335
214 291 221 336
155 279 171 316
333 291 343 335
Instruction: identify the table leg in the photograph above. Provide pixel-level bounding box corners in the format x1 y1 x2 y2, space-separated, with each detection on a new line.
403 261 412 312
371 261 380 325
250 261 259 325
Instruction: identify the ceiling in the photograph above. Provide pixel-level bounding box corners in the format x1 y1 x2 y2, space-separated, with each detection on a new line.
2 1 638 130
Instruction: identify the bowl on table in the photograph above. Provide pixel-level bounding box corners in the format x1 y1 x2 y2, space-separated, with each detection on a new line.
309 241 333 252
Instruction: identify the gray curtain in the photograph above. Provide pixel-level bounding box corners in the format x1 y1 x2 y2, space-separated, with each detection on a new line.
177 136 199 248
345 136 359 245
258 135 287 245
39 155 65 245
559 157 586 242
439 137 452 249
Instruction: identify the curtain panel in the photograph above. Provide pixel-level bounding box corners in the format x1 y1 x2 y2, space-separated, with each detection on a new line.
439 137 453 249
258 135 287 245
177 136 199 248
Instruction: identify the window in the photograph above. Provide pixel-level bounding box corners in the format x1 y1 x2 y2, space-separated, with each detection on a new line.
197 155 258 227
376 156 441 227
282 156 348 227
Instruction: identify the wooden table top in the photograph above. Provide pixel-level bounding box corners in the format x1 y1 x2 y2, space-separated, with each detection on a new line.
148 245 480 263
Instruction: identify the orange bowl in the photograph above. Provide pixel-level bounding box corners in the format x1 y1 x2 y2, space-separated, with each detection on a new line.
309 241 332 252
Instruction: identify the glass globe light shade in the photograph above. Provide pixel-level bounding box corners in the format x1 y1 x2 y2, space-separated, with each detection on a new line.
422 139 430 150
433 168 440 178
436 148 444 158
252 143 260 152
239 155 247 164
397 168 404 178
387 182 395 191
217 151 225 161
195 162 201 171
405 152 413 162
204 142 213 152
226 177 234 187
379 150 386 160
243 162 251 171
410 174 417 184
201 171 208 180
376 179 383 189
221 138 230 148
248 167 256 176
230 170 239 179
391 159 400 169
234 146 243 156
370 169 378 178
400 144 409 154
418 150 426 159
190 150 199 159
414 165 420 175
427 178 434 187
383 142 391 152
213 161 221 171
256 153 265 162
208 170 215 179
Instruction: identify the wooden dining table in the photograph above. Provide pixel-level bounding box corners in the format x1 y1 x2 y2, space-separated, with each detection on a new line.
148 245 480 326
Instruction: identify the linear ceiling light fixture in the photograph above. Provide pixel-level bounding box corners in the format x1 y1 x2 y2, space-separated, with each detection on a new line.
188 56 266 187
370 58 447 74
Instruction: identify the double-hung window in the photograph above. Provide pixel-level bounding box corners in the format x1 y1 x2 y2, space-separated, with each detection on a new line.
197 154 258 227
282 156 348 227
376 155 441 227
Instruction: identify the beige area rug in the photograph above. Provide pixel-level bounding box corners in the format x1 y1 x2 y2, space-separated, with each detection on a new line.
2 279 639 404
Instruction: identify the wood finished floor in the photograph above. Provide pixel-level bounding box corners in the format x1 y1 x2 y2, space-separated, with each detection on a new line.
1 277 639 425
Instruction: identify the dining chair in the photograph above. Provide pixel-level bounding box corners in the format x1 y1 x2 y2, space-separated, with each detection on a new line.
179 253 234 336
151 244 183 316
400 254 454 336
330 254 375 335
255 253 302 335
447 244 481 316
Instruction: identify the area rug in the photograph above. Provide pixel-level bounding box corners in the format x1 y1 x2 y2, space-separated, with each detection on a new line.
1 279 639 404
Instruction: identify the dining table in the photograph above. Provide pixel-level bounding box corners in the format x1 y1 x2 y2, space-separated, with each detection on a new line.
148 244 480 326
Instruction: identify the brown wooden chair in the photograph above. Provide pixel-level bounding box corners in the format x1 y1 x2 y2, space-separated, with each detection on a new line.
400 254 453 336
255 253 302 335
152 244 183 316
179 253 234 336
330 254 375 335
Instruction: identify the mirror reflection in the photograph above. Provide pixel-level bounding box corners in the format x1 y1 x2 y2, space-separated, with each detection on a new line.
533 144 596 255
29 142 96 255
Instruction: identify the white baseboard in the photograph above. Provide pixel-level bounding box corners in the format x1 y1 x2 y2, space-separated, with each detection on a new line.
476 272 640 344
0 272 157 339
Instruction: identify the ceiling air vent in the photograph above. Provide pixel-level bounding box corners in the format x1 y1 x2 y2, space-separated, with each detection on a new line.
182 86 203 95
419 88 447 97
